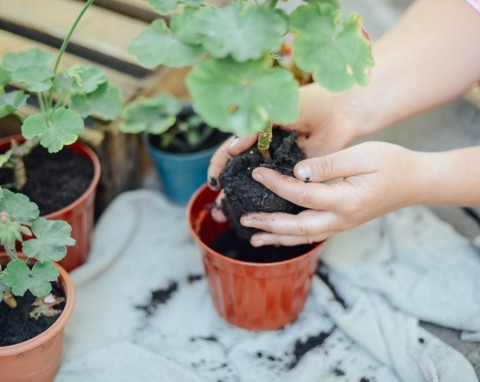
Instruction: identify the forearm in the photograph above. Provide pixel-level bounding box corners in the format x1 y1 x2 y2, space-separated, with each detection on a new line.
341 0 480 137
415 146 480 207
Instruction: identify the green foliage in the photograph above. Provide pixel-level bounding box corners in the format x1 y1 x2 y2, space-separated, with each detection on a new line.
147 0 202 15
0 187 74 299
71 83 122 120
129 0 373 143
0 91 29 119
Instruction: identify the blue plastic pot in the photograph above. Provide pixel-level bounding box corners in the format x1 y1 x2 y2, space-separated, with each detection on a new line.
144 134 221 205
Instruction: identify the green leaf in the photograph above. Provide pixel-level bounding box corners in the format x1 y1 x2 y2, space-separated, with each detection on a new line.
22 217 75 262
0 187 3 200
0 220 24 247
3 259 59 297
291 4 373 92
0 188 39 223
0 66 9 86
22 108 84 153
129 19 204 68
176 4 288 62
3 48 56 92
304 0 340 9
0 91 29 118
70 83 122 120
59 65 107 94
147 0 202 15
186 57 299 136
0 149 12 168
0 271 10 295
120 92 182 135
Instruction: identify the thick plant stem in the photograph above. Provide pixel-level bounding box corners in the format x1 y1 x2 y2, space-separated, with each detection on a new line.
11 137 41 190
258 123 273 160
3 291 17 309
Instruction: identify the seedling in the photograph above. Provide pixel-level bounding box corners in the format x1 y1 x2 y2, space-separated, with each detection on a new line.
120 91 214 151
129 0 373 158
0 186 74 314
0 0 122 189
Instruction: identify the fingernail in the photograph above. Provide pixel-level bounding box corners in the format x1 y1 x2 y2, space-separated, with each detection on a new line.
296 164 312 180
252 171 263 183
251 237 264 247
228 137 239 149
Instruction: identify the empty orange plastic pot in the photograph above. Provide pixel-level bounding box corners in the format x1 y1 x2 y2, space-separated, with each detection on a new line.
0 135 100 272
187 184 323 331
0 254 75 382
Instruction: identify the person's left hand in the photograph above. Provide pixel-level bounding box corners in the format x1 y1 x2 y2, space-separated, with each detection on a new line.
240 141 427 246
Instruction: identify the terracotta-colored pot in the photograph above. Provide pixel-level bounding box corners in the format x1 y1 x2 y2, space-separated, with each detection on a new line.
0 135 101 272
187 184 323 331
0 254 75 382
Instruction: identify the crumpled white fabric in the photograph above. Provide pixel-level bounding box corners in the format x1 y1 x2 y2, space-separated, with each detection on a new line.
55 190 480 382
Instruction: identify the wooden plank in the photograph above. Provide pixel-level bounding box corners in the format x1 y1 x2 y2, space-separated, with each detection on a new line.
0 30 142 102
0 0 149 66
92 0 160 22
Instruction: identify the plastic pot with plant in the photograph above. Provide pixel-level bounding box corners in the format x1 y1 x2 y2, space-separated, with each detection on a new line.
120 91 228 205
0 186 75 381
0 0 122 271
129 0 373 329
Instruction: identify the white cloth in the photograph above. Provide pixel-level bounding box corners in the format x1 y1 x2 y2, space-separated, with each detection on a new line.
55 190 480 382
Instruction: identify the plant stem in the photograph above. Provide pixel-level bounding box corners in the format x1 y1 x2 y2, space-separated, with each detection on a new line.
258 123 273 159
11 137 41 190
48 0 95 107
13 111 25 122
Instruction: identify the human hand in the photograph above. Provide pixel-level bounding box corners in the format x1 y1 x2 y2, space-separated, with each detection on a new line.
240 142 425 246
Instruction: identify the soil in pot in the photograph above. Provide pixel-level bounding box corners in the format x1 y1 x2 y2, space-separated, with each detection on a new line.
0 282 66 346
219 129 306 240
0 145 93 215
211 228 312 263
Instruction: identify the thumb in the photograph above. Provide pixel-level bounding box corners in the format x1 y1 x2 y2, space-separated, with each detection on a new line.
294 147 371 182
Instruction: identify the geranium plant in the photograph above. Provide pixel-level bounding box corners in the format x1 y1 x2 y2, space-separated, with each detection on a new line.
0 0 122 189
128 0 373 158
120 91 212 151
0 186 74 314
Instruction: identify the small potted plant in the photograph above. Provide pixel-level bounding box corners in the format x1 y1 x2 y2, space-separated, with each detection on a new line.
0 0 122 271
130 0 373 330
0 186 75 381
120 91 229 205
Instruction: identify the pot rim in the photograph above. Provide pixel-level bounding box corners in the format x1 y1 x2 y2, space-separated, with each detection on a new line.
0 254 75 356
187 184 324 268
0 134 101 219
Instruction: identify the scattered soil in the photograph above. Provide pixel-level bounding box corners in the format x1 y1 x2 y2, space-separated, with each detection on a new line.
0 282 66 346
0 144 93 215
220 130 306 240
135 281 179 316
211 228 312 263
287 330 333 370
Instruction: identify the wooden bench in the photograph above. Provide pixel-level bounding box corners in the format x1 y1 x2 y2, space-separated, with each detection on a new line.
0 0 190 214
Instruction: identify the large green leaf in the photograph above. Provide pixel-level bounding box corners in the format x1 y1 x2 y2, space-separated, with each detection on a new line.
175 4 287 62
187 57 299 136
3 49 56 93
0 220 23 247
147 0 202 15
0 188 39 223
129 19 204 68
3 259 59 297
70 83 122 120
120 92 182 134
0 66 9 86
57 65 107 95
0 91 29 118
22 217 75 262
22 107 84 153
291 3 373 92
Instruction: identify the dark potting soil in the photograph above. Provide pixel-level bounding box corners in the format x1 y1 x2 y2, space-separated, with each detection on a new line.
211 228 312 263
220 130 306 240
0 282 66 346
149 128 229 155
0 144 93 215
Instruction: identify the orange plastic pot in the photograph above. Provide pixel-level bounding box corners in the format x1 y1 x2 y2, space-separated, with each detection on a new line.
0 254 75 382
0 135 101 272
187 184 323 331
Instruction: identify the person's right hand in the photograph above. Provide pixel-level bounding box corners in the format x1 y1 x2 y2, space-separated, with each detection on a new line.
208 83 361 222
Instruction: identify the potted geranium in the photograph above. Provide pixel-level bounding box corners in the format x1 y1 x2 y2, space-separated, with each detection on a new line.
0 0 122 271
0 186 75 381
120 91 229 205
129 0 373 330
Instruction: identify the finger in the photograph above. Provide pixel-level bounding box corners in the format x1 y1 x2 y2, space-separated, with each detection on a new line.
293 146 373 183
211 191 228 223
252 167 339 210
207 135 257 189
241 210 337 236
250 232 328 247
